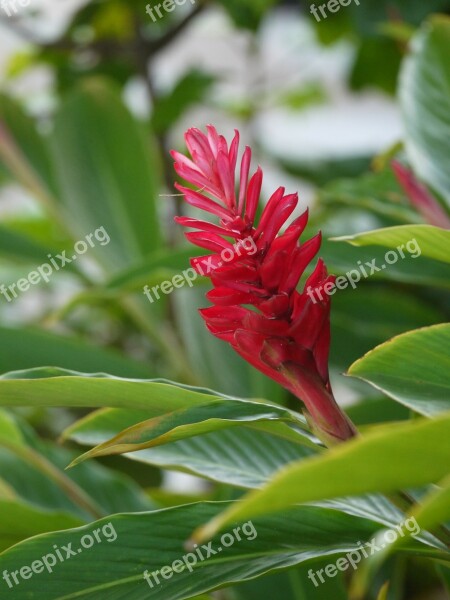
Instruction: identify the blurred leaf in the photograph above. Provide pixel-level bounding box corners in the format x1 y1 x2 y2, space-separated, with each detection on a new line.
0 328 153 378
317 168 418 225
0 412 152 522
50 78 162 271
0 94 59 199
346 397 410 426
215 0 277 30
350 38 402 95
279 154 372 187
348 324 450 416
0 500 83 552
334 224 450 264
279 83 327 111
400 15 450 209
320 237 450 289
192 412 450 542
378 21 416 44
5 50 39 79
151 70 215 135
105 246 202 292
92 1 134 41
410 474 450 535
330 287 442 371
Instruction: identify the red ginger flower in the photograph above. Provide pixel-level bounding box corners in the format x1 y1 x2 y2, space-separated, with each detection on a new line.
172 126 356 445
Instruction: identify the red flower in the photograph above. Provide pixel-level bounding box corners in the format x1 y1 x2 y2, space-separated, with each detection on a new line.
172 126 356 445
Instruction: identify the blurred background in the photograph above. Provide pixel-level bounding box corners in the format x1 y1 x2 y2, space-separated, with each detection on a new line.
0 0 449 504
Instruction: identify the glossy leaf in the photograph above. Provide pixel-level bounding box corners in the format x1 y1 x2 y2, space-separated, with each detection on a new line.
348 324 450 416
68 399 310 467
64 408 316 489
192 412 450 542
0 502 419 600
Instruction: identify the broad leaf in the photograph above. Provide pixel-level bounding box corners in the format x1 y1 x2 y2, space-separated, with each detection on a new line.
64 408 316 489
192 413 450 542
348 324 450 416
0 500 83 552
0 502 424 600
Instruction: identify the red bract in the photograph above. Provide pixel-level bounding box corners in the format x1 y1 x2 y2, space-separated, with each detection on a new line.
392 160 450 229
172 126 356 445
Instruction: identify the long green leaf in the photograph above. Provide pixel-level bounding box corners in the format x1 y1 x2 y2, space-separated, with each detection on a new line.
347 324 450 416
0 330 154 379
51 78 162 271
0 502 422 600
68 399 310 467
192 412 450 542
333 224 450 264
64 408 316 489
400 15 450 209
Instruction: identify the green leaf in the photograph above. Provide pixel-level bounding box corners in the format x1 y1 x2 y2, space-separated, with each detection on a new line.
0 500 83 552
68 399 311 467
50 78 162 271
0 409 25 447
0 366 261 410
333 224 450 264
105 247 203 293
64 408 315 489
400 15 450 209
192 412 450 542
351 37 402 95
232 564 348 600
317 168 418 225
0 502 413 599
0 224 63 265
0 329 153 378
348 324 450 416
215 0 276 30
330 287 442 372
321 238 450 289
0 429 152 521
410 474 450 534
0 94 58 198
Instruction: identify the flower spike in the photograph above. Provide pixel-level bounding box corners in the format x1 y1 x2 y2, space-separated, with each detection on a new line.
172 126 357 445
